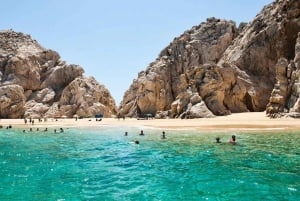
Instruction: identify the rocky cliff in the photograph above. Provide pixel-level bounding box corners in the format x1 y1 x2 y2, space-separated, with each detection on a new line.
266 32 300 117
119 0 300 118
0 30 117 118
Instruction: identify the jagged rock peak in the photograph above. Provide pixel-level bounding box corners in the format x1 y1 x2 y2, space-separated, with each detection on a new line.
159 17 237 64
220 0 300 78
0 29 117 118
0 29 44 56
119 18 238 118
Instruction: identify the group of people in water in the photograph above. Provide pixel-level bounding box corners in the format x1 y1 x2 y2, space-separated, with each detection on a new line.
22 127 64 133
216 135 237 145
0 125 31 130
125 130 167 144
2 121 236 144
21 117 65 133
125 129 236 145
0 123 65 134
0 125 12 129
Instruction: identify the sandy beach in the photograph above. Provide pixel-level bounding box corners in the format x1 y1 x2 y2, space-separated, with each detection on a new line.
1 112 300 132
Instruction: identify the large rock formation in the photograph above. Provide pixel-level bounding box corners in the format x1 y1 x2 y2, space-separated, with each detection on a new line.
0 30 117 118
266 32 300 117
119 18 237 118
119 0 300 118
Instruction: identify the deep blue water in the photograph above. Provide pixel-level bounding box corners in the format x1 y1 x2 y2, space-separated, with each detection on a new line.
0 126 299 201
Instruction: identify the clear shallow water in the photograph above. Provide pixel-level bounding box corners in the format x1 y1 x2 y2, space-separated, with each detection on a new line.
0 126 299 201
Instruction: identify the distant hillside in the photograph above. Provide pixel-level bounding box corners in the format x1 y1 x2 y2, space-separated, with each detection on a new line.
119 0 300 118
0 30 117 118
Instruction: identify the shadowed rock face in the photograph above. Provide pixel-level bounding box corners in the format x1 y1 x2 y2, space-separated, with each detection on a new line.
119 0 300 118
0 30 117 118
266 32 300 117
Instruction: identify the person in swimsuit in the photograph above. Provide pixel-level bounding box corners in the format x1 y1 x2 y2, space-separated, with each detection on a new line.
161 131 166 139
230 135 236 144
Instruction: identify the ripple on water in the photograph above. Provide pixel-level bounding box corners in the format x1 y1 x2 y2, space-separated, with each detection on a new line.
0 128 299 200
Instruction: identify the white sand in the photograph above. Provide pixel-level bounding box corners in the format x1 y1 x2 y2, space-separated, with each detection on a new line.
1 112 300 132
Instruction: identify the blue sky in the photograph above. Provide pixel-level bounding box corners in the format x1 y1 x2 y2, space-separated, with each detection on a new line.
1 0 273 104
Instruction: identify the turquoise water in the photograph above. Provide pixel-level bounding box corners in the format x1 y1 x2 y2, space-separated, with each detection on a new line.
0 126 299 201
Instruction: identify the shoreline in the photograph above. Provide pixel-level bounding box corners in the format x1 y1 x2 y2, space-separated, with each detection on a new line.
1 112 300 132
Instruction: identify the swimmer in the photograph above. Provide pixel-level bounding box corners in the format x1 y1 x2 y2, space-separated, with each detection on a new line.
130 140 140 144
124 131 128 136
139 130 144 136
161 131 166 139
60 128 64 133
216 137 221 143
230 135 236 144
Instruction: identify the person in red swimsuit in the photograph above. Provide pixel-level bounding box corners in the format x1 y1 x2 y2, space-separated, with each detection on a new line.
230 135 236 144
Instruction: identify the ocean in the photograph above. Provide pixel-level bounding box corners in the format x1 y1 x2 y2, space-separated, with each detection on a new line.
0 126 299 201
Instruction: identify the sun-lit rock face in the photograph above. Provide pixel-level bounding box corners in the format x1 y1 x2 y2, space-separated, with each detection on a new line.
0 30 117 118
119 18 237 118
119 0 300 118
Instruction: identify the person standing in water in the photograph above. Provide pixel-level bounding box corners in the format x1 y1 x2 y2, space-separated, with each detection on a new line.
161 131 166 139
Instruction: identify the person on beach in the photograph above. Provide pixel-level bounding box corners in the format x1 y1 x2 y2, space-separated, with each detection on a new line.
139 130 144 136
216 137 221 143
161 131 166 139
230 135 236 144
